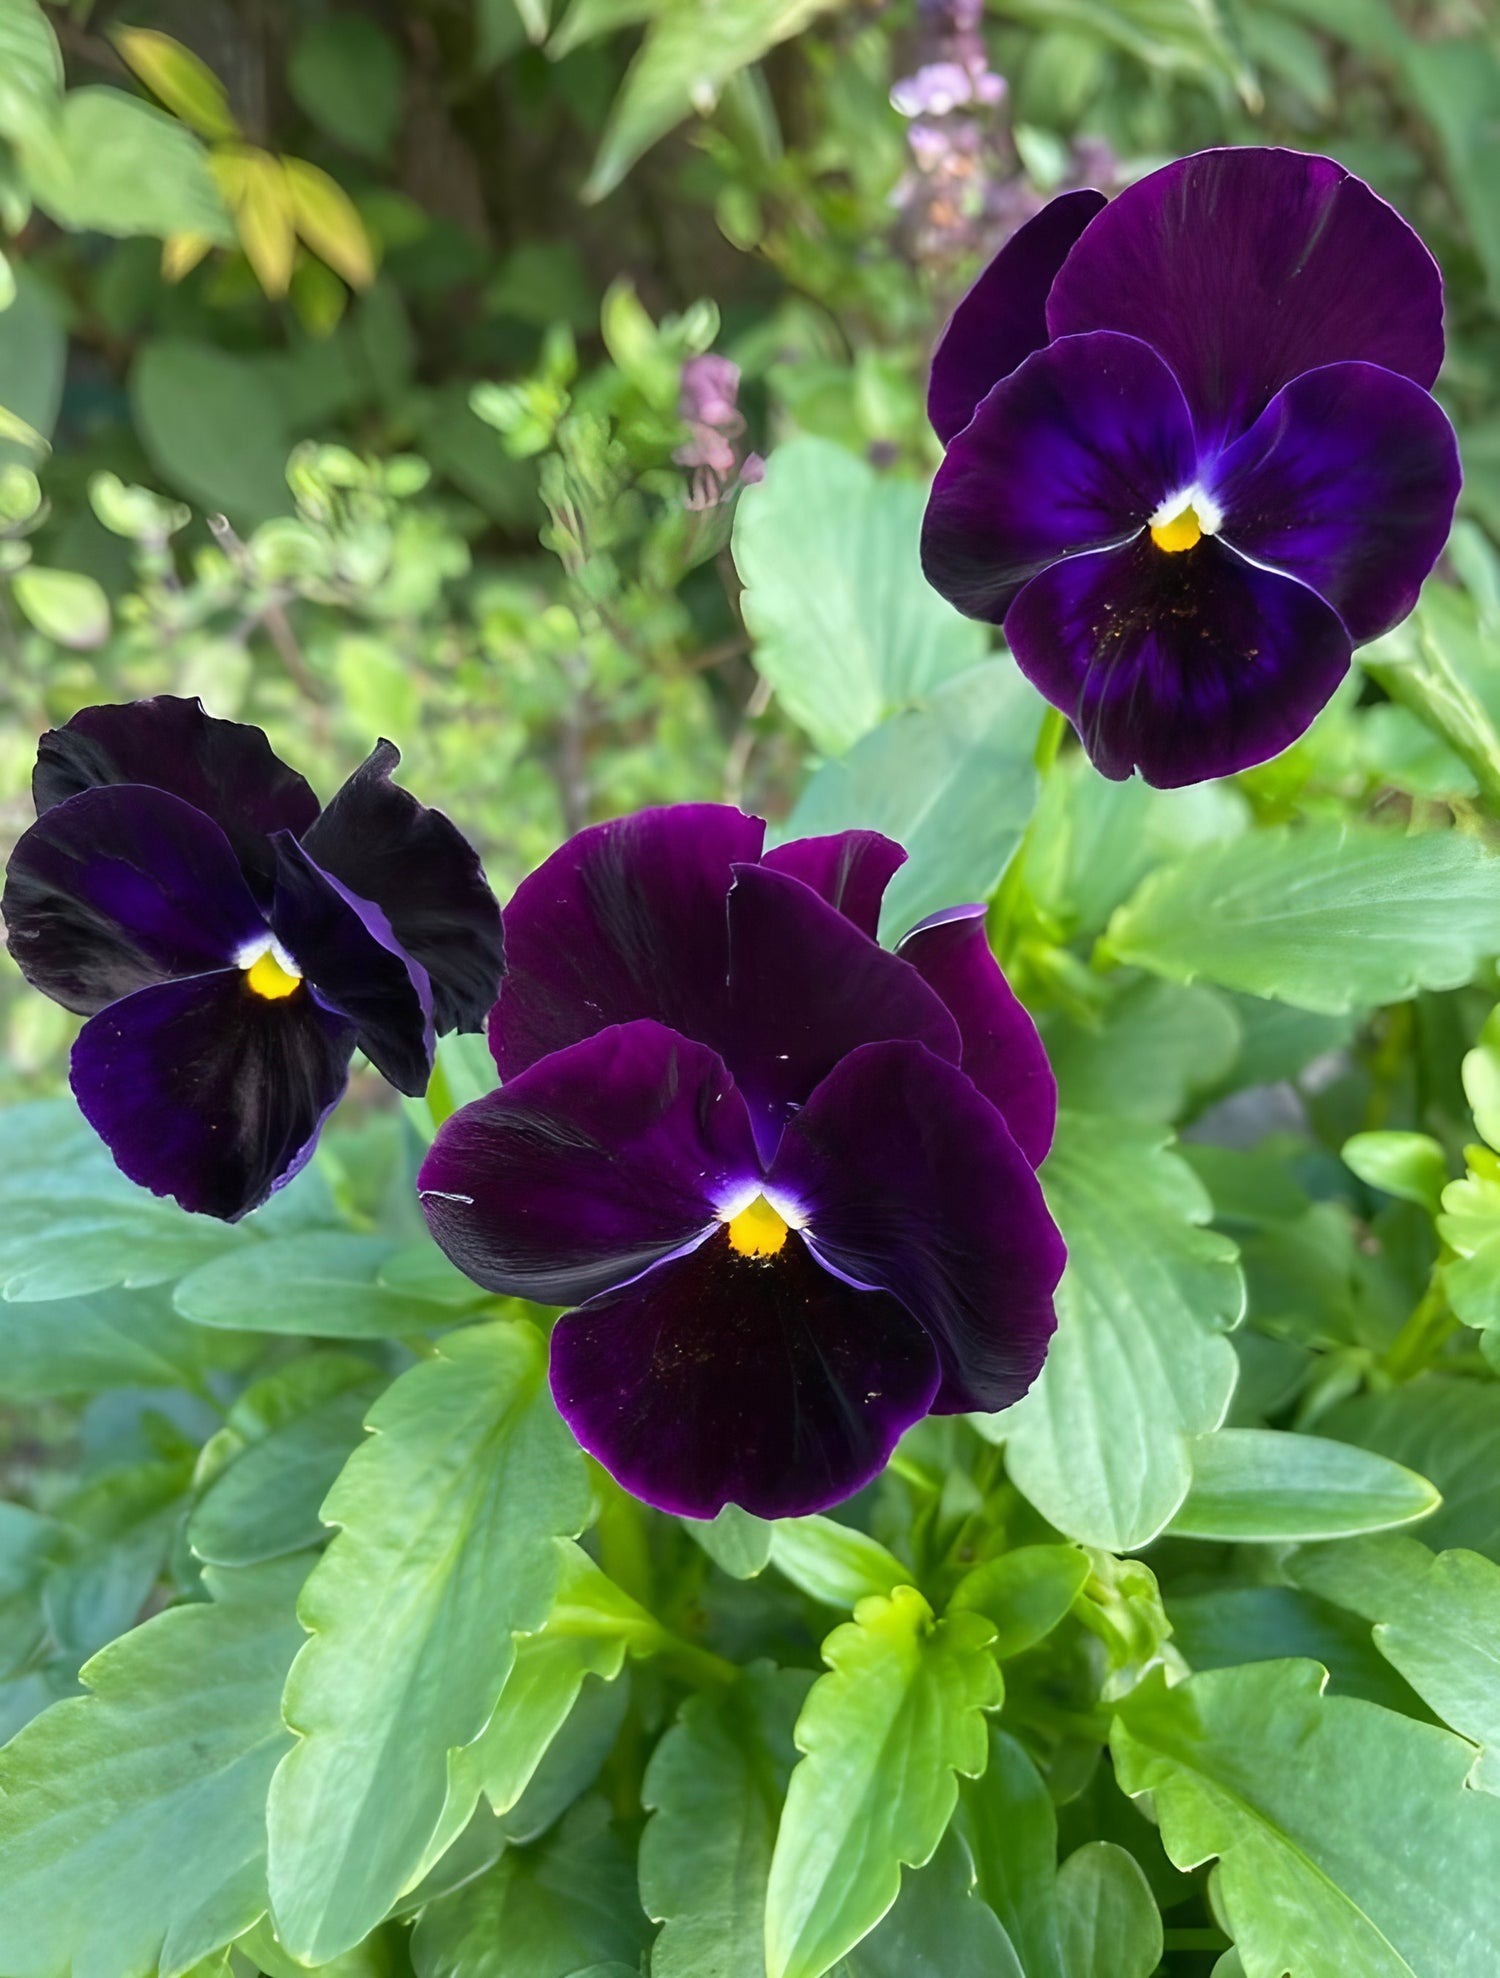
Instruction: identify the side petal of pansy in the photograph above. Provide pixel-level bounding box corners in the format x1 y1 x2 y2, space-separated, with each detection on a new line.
921 330 1199 624
895 905 1056 1167
417 1021 761 1306
760 830 906 940
300 740 504 1036
31 696 320 901
770 1039 1064 1415
1208 360 1462 644
928 187 1106 446
70 972 356 1221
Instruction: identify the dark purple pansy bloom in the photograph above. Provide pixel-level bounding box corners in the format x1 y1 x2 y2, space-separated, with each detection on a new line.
417 804 1064 1520
921 147 1463 786
2 697 504 1221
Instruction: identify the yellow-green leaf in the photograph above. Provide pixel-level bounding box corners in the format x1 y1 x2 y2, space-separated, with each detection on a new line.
112 27 239 143
281 157 376 290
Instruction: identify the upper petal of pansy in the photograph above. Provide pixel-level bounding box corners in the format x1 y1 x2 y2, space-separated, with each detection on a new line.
418 1020 760 1307
70 970 356 1221
723 864 961 1157
1210 360 1461 644
269 834 433 1097
760 830 906 940
895 905 1055 1167
921 331 1199 626
1005 532 1351 787
928 187 1107 446
770 1039 1064 1414
549 1232 941 1519
33 697 320 901
3 785 265 1016
300 741 504 1037
1046 147 1445 446
493 804 766 1080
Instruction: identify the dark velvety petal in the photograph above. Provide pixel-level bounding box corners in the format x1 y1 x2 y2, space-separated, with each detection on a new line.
3 786 265 1016
550 1230 941 1519
493 805 766 1080
723 865 961 1157
921 331 1198 625
69 970 355 1221
300 740 504 1036
928 188 1107 445
771 1041 1062 1414
760 831 907 940
1211 361 1461 643
1005 532 1352 787
418 1021 761 1306
32 697 320 900
269 834 432 1097
895 906 1055 1167
1046 147 1445 446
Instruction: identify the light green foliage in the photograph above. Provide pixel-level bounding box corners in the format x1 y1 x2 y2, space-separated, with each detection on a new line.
23 89 229 241
1342 1131 1449 1213
174 1233 463 1337
1044 979 1242 1123
768 1516 908 1608
1167 1429 1440 1543
947 1545 1090 1659
1054 1843 1163 1978
682 1505 774 1579
1320 1380 1500 1562
832 1830 1023 1977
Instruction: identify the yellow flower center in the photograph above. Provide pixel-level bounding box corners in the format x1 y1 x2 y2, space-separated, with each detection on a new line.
244 948 302 1001
1150 502 1203 554
726 1194 790 1259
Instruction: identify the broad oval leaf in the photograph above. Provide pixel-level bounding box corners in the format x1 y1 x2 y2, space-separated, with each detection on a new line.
1168 1429 1440 1543
174 1233 456 1338
769 1516 908 1610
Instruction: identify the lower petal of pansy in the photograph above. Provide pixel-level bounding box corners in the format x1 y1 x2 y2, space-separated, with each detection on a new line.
896 906 1056 1167
301 741 504 1036
921 330 1200 626
269 834 433 1097
761 830 906 940
418 1021 761 1307
70 970 355 1221
3 785 265 1015
1005 533 1352 786
1211 360 1461 644
770 1040 1064 1414
549 1231 941 1519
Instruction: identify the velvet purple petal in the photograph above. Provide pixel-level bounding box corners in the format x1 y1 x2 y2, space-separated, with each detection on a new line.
723 865 961 1157
1005 532 1352 786
895 906 1056 1167
1046 148 1445 446
1210 360 1461 644
760 831 907 940
549 1231 941 1519
3 785 265 1016
269 834 432 1097
32 697 320 901
493 804 766 1081
300 740 504 1036
70 970 355 1221
417 1021 761 1307
921 331 1198 625
770 1040 1063 1414
928 188 1107 445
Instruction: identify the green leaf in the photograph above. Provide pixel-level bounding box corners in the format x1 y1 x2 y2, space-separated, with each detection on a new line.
1107 824 1500 1014
682 1504 773 1579
765 1586 1001 1978
1461 1002 1500 1150
997 1114 1243 1550
956 1728 1063 1978
834 1829 1023 1977
267 1320 590 1963
288 17 402 161
174 1233 458 1338
1320 1376 1500 1563
130 339 292 526
0 1283 242 1398
0 1580 302 1978
0 0 62 155
1363 574 1500 814
1341 1131 1449 1213
1167 1429 1440 1543
1112 1661 1500 1978
783 660 1043 942
0 272 64 468
11 566 110 649
1397 38 1500 306
25 88 229 241
1043 979 1242 1124
769 1516 908 1609
112 27 238 142
1054 1843 1162 1978
734 437 989 756
1168 1584 1424 1714
641 1664 811 1978
947 1544 1090 1659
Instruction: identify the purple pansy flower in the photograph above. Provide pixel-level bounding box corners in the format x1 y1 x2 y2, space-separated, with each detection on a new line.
921 147 1463 786
417 804 1064 1520
2 697 504 1221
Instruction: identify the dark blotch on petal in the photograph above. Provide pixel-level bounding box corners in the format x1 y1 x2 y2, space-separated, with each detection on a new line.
929 188 1106 445
3 785 264 1016
418 1021 760 1307
33 697 320 901
771 1040 1063 1413
896 906 1056 1166
761 830 907 940
550 1230 941 1519
1005 532 1352 786
301 740 504 1036
269 834 433 1097
69 970 355 1221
